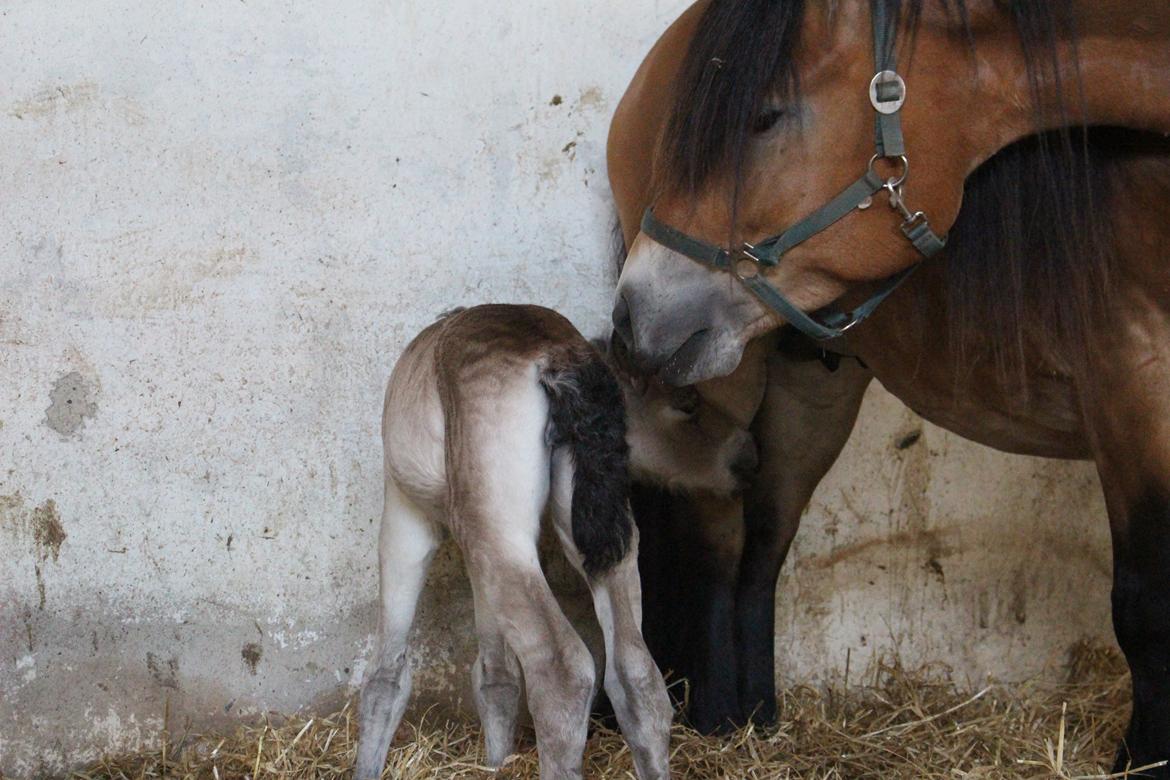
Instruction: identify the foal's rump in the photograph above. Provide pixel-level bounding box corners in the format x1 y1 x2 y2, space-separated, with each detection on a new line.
426 305 633 576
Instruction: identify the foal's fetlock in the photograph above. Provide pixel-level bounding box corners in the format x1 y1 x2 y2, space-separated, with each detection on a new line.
355 660 413 780
472 657 521 767
613 668 672 780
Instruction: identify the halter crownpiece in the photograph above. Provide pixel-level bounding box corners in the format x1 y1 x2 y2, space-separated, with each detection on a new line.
640 0 947 343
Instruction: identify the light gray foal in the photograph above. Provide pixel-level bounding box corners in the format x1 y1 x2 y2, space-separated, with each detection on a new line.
354 304 755 780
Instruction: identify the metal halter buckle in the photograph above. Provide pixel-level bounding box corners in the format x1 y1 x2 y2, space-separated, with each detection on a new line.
869 70 906 114
901 210 928 229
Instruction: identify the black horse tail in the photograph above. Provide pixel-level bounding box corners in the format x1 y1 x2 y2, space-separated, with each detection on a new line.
540 354 632 578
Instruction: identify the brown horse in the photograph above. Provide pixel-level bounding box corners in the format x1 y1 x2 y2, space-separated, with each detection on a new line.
607 0 1170 773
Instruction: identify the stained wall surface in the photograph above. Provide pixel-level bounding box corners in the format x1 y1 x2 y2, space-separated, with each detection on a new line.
0 1 1113 776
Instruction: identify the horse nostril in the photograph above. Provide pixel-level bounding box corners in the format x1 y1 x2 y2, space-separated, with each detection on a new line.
612 294 635 350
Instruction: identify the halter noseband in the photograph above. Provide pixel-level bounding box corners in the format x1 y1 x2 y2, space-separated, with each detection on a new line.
640 0 947 343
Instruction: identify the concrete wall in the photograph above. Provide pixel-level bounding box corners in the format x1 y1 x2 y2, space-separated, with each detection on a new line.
0 1 1114 776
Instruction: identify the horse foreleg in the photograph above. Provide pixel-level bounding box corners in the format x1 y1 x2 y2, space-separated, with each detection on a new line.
736 350 872 725
1095 467 1170 776
628 481 747 733
669 493 746 734
1106 486 1170 777
629 482 678 701
1088 326 1170 777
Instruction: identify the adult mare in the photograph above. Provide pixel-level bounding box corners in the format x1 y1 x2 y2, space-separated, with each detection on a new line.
608 0 1170 774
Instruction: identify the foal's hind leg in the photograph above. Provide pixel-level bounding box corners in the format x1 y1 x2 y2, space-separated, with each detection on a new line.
451 382 595 779
469 597 522 766
463 537 596 779
550 449 673 780
355 482 439 780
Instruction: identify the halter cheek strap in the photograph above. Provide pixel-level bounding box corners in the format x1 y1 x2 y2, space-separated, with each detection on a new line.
639 0 947 343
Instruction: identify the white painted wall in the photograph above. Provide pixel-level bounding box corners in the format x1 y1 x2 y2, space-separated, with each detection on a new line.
0 1 1114 776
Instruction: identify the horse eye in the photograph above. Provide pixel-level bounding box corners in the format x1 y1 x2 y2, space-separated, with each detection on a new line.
752 107 785 135
670 388 700 417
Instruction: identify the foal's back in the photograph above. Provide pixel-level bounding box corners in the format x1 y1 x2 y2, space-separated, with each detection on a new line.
382 304 594 522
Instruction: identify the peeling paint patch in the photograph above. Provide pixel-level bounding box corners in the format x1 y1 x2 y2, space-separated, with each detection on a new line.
577 86 605 110
10 82 100 119
242 642 262 675
16 654 37 684
32 499 65 562
146 652 180 689
45 371 98 437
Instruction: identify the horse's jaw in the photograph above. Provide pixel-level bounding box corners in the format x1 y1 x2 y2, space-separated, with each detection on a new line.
658 328 748 386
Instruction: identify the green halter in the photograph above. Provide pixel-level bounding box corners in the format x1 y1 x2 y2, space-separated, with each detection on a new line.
640 0 947 343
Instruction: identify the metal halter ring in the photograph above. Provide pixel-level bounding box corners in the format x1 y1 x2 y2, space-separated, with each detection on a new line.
868 154 908 189
733 244 762 280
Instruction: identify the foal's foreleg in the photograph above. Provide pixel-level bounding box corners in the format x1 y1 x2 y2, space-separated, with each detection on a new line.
550 449 672 780
355 482 439 780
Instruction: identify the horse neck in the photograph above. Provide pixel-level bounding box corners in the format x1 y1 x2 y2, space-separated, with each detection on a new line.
958 1 1170 169
1073 1 1170 130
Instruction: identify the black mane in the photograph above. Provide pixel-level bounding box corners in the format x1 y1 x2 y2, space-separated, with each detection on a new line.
659 0 1112 392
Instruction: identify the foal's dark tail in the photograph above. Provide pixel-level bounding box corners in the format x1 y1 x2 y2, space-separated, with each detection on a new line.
541 353 633 578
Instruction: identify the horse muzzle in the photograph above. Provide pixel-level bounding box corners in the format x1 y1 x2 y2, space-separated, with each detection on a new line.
612 289 745 385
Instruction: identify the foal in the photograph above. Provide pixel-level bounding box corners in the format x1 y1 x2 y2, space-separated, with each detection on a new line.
354 304 755 780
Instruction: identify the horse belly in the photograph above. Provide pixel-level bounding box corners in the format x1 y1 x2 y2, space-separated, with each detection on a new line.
869 359 1090 459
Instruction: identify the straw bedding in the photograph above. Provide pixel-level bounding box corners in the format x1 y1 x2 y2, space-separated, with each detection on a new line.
75 643 1164 780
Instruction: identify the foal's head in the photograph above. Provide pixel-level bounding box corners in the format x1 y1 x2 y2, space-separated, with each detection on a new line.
602 335 757 496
